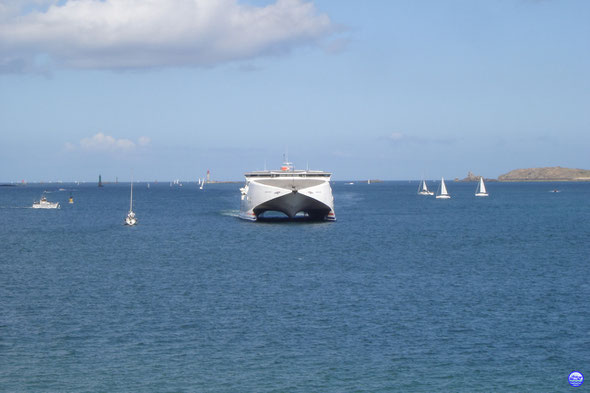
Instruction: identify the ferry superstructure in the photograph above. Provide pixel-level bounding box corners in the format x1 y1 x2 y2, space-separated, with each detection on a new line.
239 161 336 221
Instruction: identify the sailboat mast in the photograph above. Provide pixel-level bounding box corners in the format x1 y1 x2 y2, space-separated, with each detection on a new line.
130 177 133 211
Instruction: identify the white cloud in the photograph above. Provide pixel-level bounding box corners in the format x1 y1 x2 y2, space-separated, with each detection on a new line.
0 0 334 72
137 136 151 147
67 132 150 152
389 132 405 141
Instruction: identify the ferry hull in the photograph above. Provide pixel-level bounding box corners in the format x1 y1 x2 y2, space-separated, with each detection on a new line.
240 174 336 222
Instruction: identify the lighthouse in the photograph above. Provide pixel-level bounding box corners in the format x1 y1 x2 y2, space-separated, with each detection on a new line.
206 169 210 184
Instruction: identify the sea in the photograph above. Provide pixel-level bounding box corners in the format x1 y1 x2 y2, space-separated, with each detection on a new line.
1 181 589 392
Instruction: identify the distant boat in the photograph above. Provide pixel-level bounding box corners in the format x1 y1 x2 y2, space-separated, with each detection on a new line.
98 174 103 187
417 180 434 196
147 183 150 189
436 178 451 199
345 182 354 185
125 179 137 226
33 193 60 209
475 177 488 197
199 178 205 190
68 193 74 204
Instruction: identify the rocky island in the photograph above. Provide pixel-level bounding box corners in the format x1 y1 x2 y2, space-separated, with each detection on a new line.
455 171 496 182
497 166 590 181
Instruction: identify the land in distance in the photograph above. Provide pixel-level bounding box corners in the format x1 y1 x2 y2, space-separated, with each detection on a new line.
457 167 590 182
498 166 590 181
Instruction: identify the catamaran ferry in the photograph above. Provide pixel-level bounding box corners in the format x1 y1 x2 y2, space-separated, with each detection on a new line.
239 160 336 222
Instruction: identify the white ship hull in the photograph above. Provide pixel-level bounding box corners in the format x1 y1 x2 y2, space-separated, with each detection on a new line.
239 168 336 222
32 198 60 209
32 202 60 209
125 214 137 226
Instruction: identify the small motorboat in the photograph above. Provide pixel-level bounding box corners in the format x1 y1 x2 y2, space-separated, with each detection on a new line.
32 194 60 209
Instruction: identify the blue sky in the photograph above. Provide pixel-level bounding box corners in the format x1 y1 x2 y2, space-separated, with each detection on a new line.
1 0 589 182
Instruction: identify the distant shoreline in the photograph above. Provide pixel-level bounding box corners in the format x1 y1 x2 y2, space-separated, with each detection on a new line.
3 167 590 185
456 166 590 182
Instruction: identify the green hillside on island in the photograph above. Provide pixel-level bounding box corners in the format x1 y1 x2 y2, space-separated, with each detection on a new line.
497 166 590 181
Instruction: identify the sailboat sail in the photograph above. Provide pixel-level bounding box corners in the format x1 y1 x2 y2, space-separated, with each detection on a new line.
475 177 488 196
436 177 451 199
418 179 434 195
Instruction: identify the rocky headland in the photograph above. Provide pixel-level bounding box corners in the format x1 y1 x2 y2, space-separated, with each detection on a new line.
497 166 590 181
456 171 497 182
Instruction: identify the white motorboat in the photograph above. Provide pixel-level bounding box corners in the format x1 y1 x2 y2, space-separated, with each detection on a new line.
475 177 489 197
436 177 451 199
125 179 137 226
417 179 434 195
32 194 60 209
239 159 336 221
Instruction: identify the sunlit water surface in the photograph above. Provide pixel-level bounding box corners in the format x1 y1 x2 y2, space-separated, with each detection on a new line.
1 181 589 392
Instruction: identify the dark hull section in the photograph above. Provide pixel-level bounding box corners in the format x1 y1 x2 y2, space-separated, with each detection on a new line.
253 191 331 220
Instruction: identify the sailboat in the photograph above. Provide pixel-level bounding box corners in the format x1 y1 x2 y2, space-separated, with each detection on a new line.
200 177 205 190
475 177 488 197
436 177 451 199
417 179 434 195
125 178 137 226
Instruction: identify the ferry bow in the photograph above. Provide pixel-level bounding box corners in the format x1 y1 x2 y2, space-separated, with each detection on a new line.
239 161 336 221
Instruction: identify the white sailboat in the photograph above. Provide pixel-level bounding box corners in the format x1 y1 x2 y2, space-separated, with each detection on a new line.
436 177 451 199
125 178 137 226
475 177 488 197
417 179 434 195
199 178 205 190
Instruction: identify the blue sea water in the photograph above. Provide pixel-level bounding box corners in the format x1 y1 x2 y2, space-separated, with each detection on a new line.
1 181 589 392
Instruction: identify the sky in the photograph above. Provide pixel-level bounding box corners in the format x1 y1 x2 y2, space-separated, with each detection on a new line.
1 0 589 182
